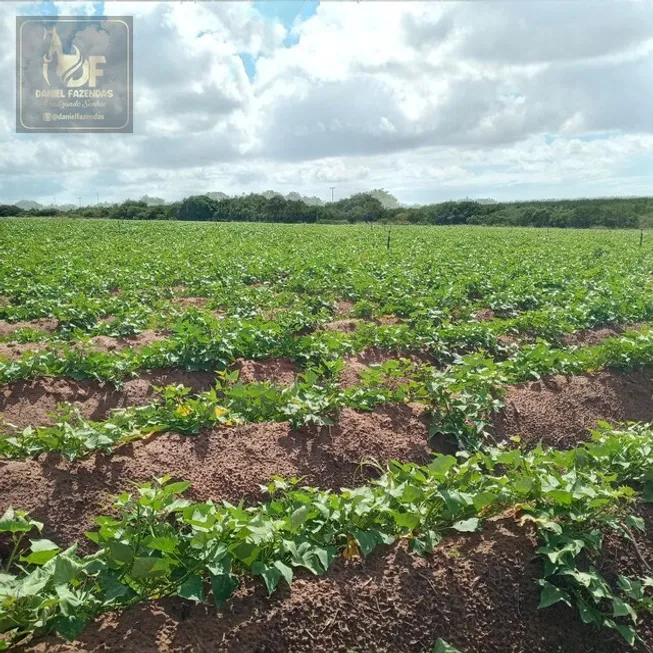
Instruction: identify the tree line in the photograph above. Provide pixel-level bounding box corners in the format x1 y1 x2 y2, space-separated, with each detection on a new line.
3 192 653 229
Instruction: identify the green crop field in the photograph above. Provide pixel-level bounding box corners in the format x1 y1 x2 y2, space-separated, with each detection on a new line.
2 219 653 652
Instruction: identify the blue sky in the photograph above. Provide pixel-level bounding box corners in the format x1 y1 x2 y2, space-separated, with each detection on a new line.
241 1 319 80
254 0 318 29
2 0 653 206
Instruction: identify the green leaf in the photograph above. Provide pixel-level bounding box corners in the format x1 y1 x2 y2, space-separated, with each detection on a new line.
547 490 574 505
433 640 464 653
314 545 336 571
231 542 260 566
21 539 61 565
290 505 310 528
252 562 282 595
626 515 646 533
577 599 600 625
353 530 379 558
162 481 192 495
471 492 495 511
53 549 82 585
451 518 479 533
393 511 420 530
537 580 570 609
514 478 533 495
612 597 636 620
178 574 204 602
410 530 441 556
53 615 89 642
612 623 637 646
143 535 178 554
211 573 239 607
16 569 49 597
98 572 131 602
643 481 653 503
428 455 457 477
0 508 42 534
440 489 465 517
108 541 134 565
130 556 171 578
273 560 293 587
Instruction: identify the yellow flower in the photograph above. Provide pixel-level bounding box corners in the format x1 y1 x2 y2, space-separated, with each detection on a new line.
175 405 193 417
343 536 360 560
214 406 228 418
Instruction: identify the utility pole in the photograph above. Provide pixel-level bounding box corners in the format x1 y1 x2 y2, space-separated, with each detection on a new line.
78 196 82 209
330 186 335 203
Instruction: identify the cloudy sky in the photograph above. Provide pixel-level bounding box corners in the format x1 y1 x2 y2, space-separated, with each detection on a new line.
2 0 653 205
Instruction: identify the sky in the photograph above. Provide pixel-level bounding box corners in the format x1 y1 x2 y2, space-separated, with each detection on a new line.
2 0 653 206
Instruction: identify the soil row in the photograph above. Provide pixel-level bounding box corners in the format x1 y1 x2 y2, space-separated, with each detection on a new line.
3 365 653 551
0 359 298 430
0 404 432 549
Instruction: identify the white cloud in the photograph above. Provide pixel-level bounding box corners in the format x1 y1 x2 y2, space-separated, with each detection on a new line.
1 0 653 204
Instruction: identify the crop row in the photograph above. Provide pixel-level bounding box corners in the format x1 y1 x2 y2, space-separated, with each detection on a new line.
4 327 653 460
2 223 651 323
2 284 652 388
1 422 652 649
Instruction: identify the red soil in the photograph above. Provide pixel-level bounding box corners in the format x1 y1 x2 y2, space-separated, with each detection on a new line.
374 315 402 326
321 319 361 332
493 367 653 448
322 316 401 333
334 300 355 317
561 323 642 347
0 342 47 361
474 309 495 322
171 297 208 309
87 330 164 353
0 318 59 337
0 369 216 430
233 357 300 386
5 356 653 651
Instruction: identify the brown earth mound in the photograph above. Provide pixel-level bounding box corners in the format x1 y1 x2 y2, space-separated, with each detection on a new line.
374 315 402 326
0 404 431 548
24 509 653 653
321 319 360 332
493 367 653 448
0 318 59 337
0 342 47 361
171 297 207 309
338 347 435 389
234 357 300 386
474 309 495 322
87 330 164 353
561 323 642 347
334 300 355 317
0 369 216 430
